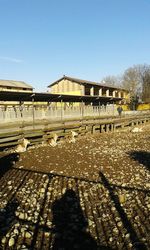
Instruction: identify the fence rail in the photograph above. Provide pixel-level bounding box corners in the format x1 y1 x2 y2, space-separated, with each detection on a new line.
0 104 118 122
0 104 150 123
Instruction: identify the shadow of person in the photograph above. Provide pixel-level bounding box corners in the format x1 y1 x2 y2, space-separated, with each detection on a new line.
129 151 150 171
0 153 19 180
51 189 100 250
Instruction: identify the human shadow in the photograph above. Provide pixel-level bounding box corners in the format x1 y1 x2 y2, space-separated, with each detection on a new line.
51 189 111 250
129 151 150 171
99 172 147 250
0 153 19 180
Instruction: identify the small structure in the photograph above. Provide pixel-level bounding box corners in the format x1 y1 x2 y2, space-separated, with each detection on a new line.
0 80 33 93
0 79 33 106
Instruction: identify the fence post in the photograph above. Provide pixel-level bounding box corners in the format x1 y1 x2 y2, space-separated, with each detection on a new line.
61 100 63 121
99 102 101 117
31 94 35 128
113 102 114 117
82 101 84 119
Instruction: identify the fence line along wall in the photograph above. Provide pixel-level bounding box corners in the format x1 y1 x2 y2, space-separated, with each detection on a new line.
0 104 118 123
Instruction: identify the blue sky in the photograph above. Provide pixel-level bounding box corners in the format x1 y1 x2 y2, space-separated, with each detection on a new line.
0 0 150 91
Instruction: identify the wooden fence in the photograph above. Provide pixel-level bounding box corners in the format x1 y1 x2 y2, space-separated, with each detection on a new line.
0 113 150 149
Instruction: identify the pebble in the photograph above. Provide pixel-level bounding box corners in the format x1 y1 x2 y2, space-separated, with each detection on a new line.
117 221 123 228
21 227 27 233
18 244 29 250
19 212 26 220
45 232 50 237
25 231 32 239
8 237 15 247
1 237 6 244
145 183 150 188
113 227 119 235
14 229 19 235
119 194 126 204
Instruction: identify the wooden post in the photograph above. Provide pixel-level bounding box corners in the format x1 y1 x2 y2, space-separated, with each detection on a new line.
101 124 105 133
92 125 96 134
99 102 101 117
113 101 114 116
61 99 63 122
31 94 35 129
82 101 84 119
32 98 35 128
106 124 110 132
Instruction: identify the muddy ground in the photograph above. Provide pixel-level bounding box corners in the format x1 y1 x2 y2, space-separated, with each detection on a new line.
0 124 150 249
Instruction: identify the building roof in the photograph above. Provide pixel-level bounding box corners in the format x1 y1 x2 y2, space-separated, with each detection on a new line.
0 80 33 89
0 91 122 103
48 75 128 91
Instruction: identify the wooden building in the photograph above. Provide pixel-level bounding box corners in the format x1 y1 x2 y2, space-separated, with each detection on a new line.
0 80 33 92
48 76 129 102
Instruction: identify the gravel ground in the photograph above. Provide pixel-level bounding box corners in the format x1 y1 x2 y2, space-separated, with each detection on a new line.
0 124 150 250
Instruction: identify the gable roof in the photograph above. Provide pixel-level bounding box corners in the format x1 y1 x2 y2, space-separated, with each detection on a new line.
0 80 33 89
48 75 127 91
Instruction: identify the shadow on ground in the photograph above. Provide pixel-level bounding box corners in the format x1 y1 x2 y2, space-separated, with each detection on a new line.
99 172 147 250
0 198 19 243
0 152 149 249
129 151 150 170
52 189 111 250
0 153 19 180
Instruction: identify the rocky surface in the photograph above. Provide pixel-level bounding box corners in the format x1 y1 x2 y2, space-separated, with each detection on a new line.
0 124 150 249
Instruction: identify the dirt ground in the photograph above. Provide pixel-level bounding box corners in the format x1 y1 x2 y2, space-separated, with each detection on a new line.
0 124 150 249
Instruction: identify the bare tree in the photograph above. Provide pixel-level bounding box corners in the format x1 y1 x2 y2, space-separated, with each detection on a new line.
120 67 141 109
101 75 121 87
122 66 141 97
120 64 150 108
102 64 150 108
137 64 150 102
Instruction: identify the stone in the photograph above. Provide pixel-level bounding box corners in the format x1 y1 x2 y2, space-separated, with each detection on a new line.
131 127 142 133
19 212 26 220
145 183 150 188
117 221 123 228
1 237 6 244
25 231 32 239
119 194 126 204
8 238 15 247
40 188 45 193
14 229 19 235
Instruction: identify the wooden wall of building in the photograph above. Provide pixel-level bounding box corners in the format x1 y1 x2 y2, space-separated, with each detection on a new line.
50 79 83 95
